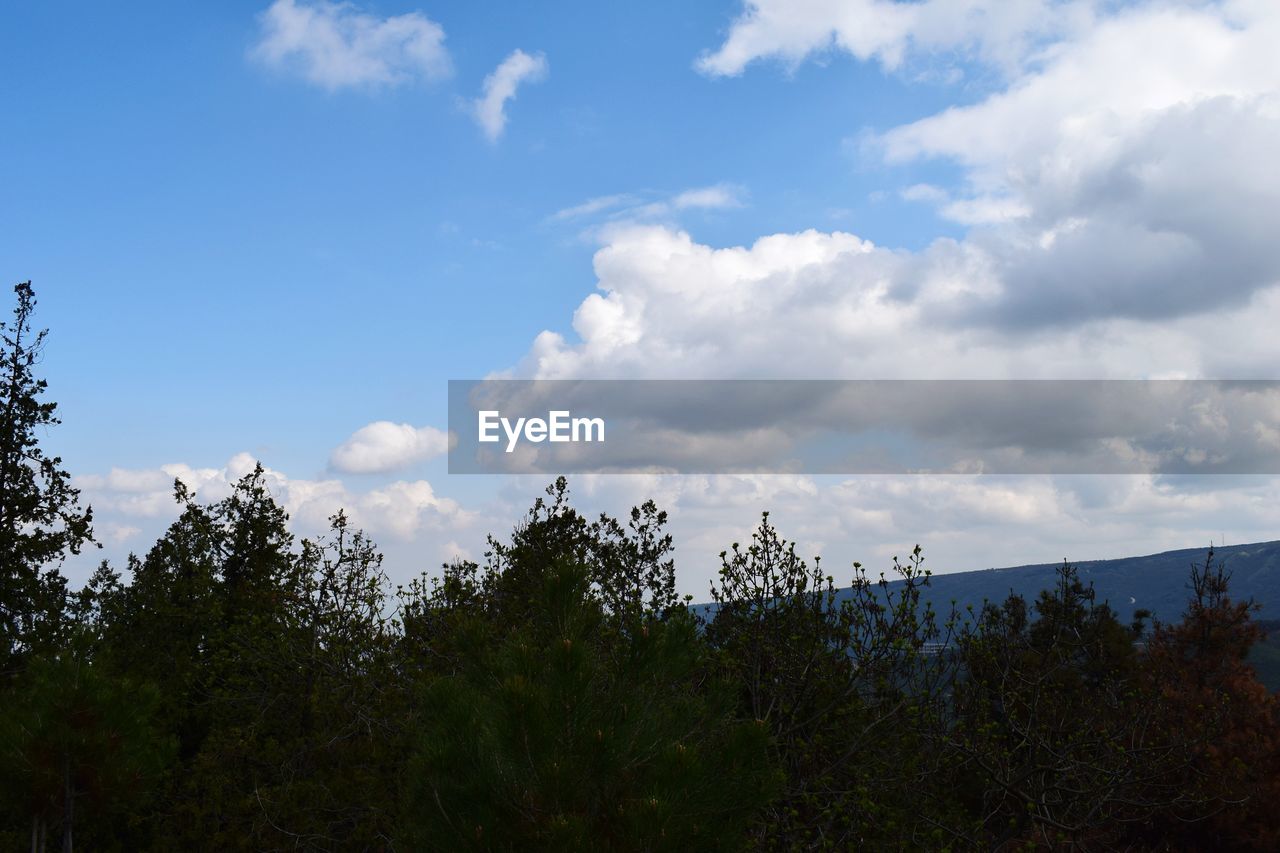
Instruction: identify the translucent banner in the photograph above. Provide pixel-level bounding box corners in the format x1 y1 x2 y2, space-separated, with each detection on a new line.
447 380 1280 475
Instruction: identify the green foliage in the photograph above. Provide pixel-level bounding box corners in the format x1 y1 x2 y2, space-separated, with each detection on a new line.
405 561 772 851
108 480 405 850
706 516 962 849
399 480 772 851
0 648 171 851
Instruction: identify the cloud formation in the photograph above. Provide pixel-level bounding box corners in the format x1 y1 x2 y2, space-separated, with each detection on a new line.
551 183 746 226
330 421 450 474
252 0 451 90
455 0 1280 594
521 2 1280 379
697 0 1096 77
495 471 1280 594
517 219 1280 381
70 454 1280 599
671 185 745 211
471 49 548 141
76 452 468 543
871 2 1280 328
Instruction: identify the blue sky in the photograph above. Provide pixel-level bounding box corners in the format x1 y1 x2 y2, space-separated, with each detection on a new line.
5 0 1280 593
4 1 959 463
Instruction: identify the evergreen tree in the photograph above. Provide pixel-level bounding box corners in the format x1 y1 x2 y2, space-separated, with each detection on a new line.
947 563 1206 848
1136 550 1280 851
705 515 958 849
0 648 171 853
0 282 93 675
404 556 772 850
245 512 405 849
397 481 772 851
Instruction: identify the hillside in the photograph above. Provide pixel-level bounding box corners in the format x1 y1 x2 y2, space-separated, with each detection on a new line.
892 540 1280 625
861 539 1280 690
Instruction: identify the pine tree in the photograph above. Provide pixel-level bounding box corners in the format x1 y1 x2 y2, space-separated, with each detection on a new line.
0 649 172 852
402 483 774 851
0 282 94 676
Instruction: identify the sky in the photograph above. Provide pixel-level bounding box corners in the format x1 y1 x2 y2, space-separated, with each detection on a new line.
3 0 1280 595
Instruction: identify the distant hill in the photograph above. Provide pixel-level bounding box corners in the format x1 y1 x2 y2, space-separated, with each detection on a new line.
852 539 1280 690
879 540 1280 625
697 540 1280 687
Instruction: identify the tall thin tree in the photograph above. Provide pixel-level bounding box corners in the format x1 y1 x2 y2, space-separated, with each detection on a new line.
0 282 93 675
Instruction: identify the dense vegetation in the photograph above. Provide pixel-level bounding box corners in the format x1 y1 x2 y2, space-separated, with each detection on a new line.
4 281 1280 851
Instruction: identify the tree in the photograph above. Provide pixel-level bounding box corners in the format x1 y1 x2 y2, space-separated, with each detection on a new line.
705 515 960 849
1135 550 1280 851
243 512 405 849
947 563 1213 849
0 647 171 853
401 481 774 851
0 283 94 675
118 467 306 849
98 472 412 850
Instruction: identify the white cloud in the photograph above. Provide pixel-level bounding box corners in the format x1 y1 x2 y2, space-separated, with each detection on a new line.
252 0 451 90
101 523 142 546
189 0 1280 600
695 3 1280 329
67 457 1280 601
440 539 473 563
485 471 1280 595
357 479 461 538
77 453 470 545
330 421 450 474
520 2 1280 384
900 183 948 204
471 49 548 141
67 453 493 592
870 2 1280 327
517 220 1280 381
672 184 746 210
696 0 1098 78
551 184 746 228
901 183 1028 225
452 0 1280 596
552 193 640 221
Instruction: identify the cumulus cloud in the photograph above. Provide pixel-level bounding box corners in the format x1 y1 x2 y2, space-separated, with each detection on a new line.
68 458 1280 599
216 0 1280 599
76 452 469 545
471 49 548 141
252 0 451 90
695 2 1280 331
871 3 1280 328
456 0 1280 595
516 220 1280 381
330 421 450 474
519 2 1280 383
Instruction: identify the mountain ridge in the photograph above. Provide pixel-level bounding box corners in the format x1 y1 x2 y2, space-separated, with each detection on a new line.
887 539 1280 624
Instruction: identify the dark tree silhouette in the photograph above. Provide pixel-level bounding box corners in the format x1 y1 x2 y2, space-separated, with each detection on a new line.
0 282 94 674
